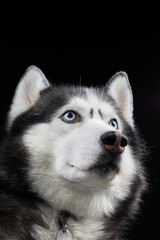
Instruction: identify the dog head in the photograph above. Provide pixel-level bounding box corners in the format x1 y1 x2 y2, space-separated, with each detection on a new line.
6 66 141 217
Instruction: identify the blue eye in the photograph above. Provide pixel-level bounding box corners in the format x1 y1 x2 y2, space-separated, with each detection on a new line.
109 119 118 129
61 111 81 123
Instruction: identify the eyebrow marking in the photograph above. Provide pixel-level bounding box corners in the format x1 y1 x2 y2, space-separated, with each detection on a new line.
90 108 94 118
98 109 103 119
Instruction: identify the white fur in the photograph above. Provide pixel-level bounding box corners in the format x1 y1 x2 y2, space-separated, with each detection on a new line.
64 217 105 240
32 208 105 240
31 206 58 240
108 72 134 126
8 66 49 128
23 92 136 222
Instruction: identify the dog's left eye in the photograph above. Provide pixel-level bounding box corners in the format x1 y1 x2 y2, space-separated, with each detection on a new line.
60 111 81 123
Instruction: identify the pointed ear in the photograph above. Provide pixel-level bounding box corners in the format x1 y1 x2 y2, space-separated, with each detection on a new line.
106 72 134 125
8 66 50 128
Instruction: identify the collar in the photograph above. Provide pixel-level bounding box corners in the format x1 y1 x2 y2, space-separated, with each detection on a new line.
56 210 76 240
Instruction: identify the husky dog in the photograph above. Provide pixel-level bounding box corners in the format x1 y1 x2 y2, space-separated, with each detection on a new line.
0 66 146 240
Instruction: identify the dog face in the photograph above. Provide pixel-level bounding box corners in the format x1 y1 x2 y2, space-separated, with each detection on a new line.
42 93 132 187
7 66 138 217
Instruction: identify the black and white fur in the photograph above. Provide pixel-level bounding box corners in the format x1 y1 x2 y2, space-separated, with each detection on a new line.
0 66 146 240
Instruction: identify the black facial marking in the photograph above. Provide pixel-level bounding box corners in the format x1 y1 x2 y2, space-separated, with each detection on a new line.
98 109 103 119
90 108 94 118
9 85 87 136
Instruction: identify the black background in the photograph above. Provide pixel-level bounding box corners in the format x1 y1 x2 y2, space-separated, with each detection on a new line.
0 5 160 239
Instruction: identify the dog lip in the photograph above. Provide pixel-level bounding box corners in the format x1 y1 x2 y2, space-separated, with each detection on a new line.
68 163 97 172
68 163 85 171
88 163 113 171
68 162 113 172
69 164 74 167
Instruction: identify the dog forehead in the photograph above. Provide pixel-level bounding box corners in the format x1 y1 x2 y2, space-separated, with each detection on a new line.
68 88 113 112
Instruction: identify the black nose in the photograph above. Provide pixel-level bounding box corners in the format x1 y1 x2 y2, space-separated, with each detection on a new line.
100 131 128 153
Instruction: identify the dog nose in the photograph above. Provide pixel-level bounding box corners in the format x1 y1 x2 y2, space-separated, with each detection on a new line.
100 131 128 153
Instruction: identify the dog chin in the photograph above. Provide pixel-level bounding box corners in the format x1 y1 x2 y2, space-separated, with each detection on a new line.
60 167 117 189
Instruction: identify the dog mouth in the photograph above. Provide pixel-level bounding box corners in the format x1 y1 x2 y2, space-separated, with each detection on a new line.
68 152 120 177
87 151 120 176
68 161 118 177
88 161 119 176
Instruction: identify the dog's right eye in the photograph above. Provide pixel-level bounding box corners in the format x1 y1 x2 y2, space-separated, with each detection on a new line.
60 111 81 123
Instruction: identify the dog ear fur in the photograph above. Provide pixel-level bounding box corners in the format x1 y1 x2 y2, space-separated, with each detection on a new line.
7 66 50 128
106 72 134 126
